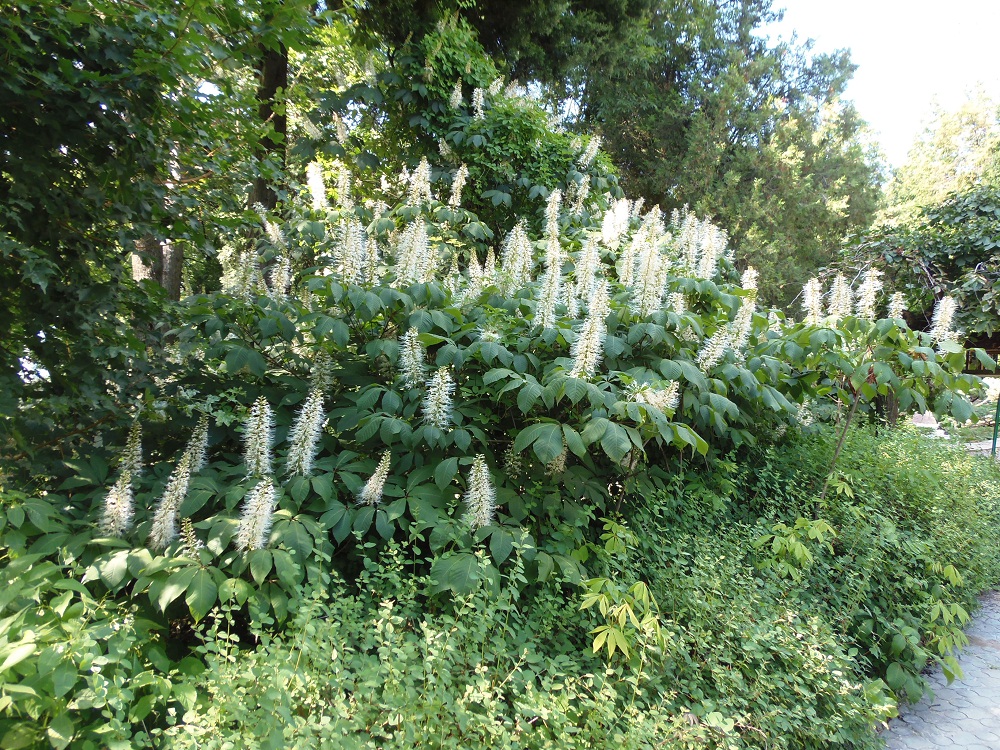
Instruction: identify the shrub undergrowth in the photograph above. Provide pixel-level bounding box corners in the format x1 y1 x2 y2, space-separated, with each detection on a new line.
148 427 1000 749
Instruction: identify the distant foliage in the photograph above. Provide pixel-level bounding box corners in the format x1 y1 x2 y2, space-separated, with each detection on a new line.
854 185 1000 336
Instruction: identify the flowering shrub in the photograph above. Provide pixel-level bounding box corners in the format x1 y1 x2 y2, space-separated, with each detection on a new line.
0 18 992 746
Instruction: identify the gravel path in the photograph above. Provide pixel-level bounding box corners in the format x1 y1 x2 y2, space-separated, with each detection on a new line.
882 590 1000 749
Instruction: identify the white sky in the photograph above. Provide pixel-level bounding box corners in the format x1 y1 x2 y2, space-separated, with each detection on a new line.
765 0 1000 168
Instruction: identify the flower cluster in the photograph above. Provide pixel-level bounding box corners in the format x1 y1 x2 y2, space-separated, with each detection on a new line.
245 396 274 477
887 291 907 320
423 367 455 430
570 281 610 378
101 471 134 536
828 274 853 320
802 278 824 324
306 162 327 211
855 268 882 319
929 296 960 345
406 157 433 206
236 477 277 551
286 387 326 476
499 221 534 295
399 327 427 388
463 455 496 529
394 221 434 286
358 451 391 506
449 79 463 109
627 381 681 413
449 164 469 207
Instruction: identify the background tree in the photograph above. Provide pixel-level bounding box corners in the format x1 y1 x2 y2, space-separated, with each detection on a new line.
882 90 1000 224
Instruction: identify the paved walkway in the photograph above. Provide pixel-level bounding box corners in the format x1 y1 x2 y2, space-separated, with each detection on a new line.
883 591 1000 749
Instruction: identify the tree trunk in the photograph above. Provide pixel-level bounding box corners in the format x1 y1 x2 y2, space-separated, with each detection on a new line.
132 233 163 283
247 41 288 212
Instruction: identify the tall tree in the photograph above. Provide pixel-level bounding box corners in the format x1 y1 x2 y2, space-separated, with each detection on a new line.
882 91 1000 224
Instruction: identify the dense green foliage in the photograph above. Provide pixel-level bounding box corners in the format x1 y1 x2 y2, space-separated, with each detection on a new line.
854 185 1000 336
47 428 993 750
1 4 998 750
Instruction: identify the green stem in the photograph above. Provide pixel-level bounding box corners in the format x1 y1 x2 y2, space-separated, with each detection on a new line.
820 391 862 505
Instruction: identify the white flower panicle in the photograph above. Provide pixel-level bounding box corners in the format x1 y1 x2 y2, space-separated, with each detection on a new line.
729 297 756 355
358 451 391 506
311 351 334 393
149 452 193 551
236 477 277 551
399 327 427 388
696 329 730 371
395 221 433 286
219 244 258 298
286 387 326 476
101 470 134 536
503 79 526 98
828 274 853 319
439 139 454 160
363 238 382 286
449 164 469 207
545 188 562 244
463 455 496 529
573 235 602 302
333 112 349 145
617 236 638 287
336 165 354 210
536 266 563 330
671 207 729 280
336 217 368 284
487 76 504 96
570 179 590 215
265 219 285 250
306 162 327 211
483 246 498 287
301 117 321 140
767 310 782 333
478 327 501 342
797 398 815 427
802 278 824 325
466 251 484 300
855 268 882 320
929 296 960 343
888 292 907 320
122 422 143 477
423 367 455 430
407 157 433 206
472 87 485 119
187 415 210 473
601 198 631 249
727 265 759 357
627 381 681 413
631 232 669 318
449 79 463 109
499 221 534 294
570 281 609 378
244 396 274 477
578 135 601 169
668 292 686 315
269 253 293 302
696 224 728 280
